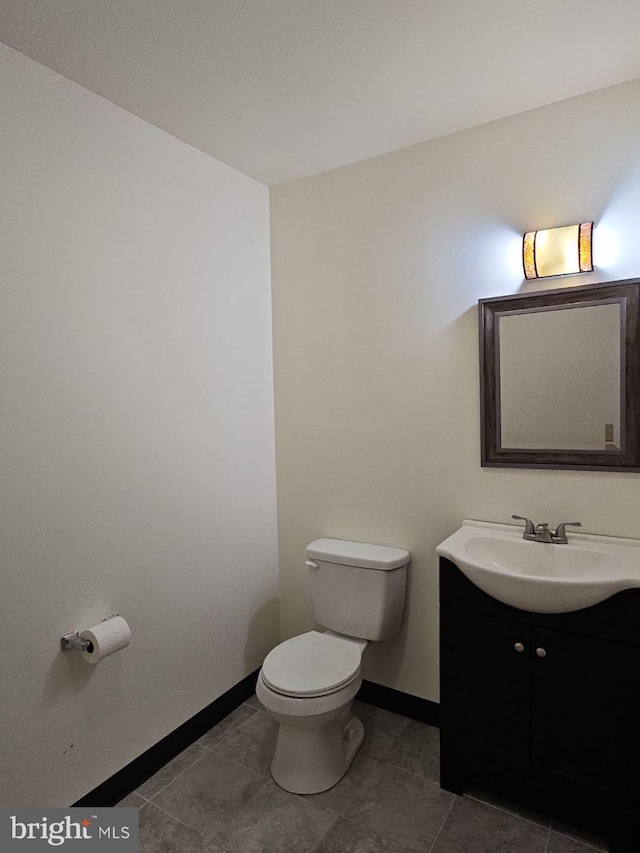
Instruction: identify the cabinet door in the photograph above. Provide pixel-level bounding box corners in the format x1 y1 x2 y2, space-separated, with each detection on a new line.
440 607 531 772
531 626 640 793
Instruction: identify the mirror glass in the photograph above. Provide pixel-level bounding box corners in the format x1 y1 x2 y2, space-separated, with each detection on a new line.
498 303 622 451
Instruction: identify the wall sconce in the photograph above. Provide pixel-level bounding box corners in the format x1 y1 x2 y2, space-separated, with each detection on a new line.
523 222 593 280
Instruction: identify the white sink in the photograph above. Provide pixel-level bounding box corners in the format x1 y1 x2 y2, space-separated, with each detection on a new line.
437 520 640 613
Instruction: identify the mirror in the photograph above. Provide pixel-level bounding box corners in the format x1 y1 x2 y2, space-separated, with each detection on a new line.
479 279 640 470
499 303 622 451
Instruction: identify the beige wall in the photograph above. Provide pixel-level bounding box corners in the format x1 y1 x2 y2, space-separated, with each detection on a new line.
0 44 278 806
270 79 640 703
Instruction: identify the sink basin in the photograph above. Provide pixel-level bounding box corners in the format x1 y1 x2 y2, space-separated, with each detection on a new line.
437 520 640 613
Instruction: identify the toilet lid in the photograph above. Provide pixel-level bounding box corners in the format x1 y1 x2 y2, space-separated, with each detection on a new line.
261 631 362 697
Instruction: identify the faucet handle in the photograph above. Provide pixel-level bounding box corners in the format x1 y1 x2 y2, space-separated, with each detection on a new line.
512 515 535 536
552 521 582 543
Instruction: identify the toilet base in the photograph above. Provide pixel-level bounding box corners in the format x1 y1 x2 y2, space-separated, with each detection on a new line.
271 708 365 795
256 666 365 795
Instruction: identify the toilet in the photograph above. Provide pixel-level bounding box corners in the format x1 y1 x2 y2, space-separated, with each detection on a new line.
256 537 410 794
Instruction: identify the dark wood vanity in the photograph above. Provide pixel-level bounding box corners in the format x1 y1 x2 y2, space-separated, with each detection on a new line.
440 557 640 852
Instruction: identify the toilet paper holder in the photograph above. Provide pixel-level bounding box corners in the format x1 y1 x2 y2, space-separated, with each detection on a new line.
60 615 120 653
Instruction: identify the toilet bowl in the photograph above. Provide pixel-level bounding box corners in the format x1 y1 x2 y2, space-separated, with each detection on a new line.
257 538 410 795
256 630 367 794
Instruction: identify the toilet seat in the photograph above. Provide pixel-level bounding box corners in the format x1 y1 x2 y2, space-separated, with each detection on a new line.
261 631 362 698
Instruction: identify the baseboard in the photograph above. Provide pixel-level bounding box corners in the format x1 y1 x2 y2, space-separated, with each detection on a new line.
357 679 440 727
73 671 438 806
73 669 259 807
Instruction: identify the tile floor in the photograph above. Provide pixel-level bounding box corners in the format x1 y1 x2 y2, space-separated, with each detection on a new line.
117 696 610 853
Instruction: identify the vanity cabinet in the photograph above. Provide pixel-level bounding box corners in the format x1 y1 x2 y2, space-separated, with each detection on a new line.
440 558 640 852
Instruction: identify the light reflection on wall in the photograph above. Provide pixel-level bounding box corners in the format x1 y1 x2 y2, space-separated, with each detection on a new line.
593 222 619 270
592 167 640 278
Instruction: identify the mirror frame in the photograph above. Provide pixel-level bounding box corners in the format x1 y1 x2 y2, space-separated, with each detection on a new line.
479 278 640 471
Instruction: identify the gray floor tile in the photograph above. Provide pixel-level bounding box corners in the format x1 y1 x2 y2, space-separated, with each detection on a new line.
344 762 454 851
211 780 338 852
138 802 208 853
152 750 267 840
304 752 379 813
547 832 608 853
212 710 279 776
316 816 425 853
136 744 209 799
115 792 147 808
352 701 411 760
431 796 548 853
550 821 608 851
387 719 440 782
464 786 551 828
118 698 615 853
244 694 263 710
198 704 258 750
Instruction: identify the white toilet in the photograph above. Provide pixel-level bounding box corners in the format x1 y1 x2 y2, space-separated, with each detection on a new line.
256 537 410 794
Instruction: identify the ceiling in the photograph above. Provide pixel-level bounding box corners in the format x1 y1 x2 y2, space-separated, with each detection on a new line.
2 1 640 186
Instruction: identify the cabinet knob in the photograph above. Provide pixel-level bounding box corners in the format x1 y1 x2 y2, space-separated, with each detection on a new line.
514 642 525 653
536 647 547 658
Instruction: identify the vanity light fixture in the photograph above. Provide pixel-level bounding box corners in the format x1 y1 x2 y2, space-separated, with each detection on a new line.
523 222 593 280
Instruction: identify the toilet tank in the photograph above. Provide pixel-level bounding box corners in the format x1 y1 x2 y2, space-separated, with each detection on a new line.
306 538 410 641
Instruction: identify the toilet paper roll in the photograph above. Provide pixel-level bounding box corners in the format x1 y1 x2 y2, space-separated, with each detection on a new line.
79 616 131 664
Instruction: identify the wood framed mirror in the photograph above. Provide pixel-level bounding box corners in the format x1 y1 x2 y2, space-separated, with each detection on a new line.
479 278 640 470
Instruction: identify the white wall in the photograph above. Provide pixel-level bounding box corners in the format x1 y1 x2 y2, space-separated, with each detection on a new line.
270 79 640 703
0 43 278 807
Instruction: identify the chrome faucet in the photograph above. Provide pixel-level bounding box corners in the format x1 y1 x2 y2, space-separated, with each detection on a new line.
552 521 582 544
512 515 581 544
